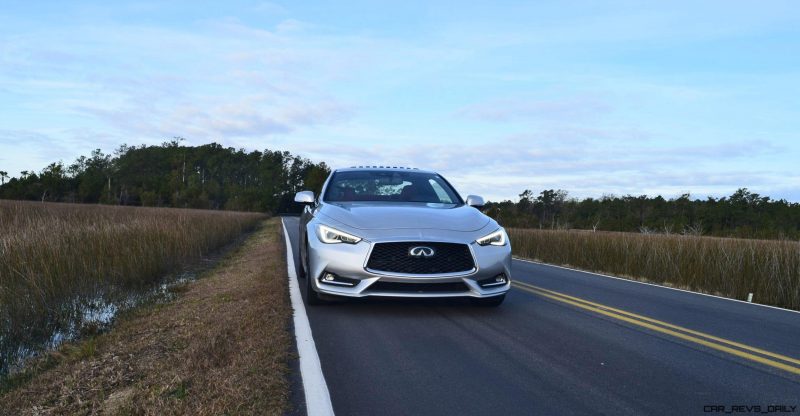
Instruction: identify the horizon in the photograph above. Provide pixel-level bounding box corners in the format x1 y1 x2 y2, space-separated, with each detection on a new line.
1 140 789 205
1 1 799 202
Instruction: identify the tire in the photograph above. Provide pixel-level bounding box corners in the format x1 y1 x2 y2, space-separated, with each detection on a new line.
297 238 307 279
302 237 325 305
306 271 325 306
471 294 505 307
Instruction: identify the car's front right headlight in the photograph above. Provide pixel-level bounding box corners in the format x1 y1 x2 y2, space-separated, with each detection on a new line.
316 224 362 244
476 228 507 246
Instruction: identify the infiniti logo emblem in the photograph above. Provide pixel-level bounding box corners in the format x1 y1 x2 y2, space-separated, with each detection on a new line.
408 246 435 258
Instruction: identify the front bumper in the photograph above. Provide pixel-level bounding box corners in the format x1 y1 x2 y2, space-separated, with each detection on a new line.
306 231 512 298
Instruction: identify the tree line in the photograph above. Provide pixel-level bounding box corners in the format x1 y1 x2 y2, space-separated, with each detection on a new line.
3 143 799 239
485 188 800 239
0 140 330 213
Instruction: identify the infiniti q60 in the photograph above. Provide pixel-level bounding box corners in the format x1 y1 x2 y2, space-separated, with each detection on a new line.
295 167 511 306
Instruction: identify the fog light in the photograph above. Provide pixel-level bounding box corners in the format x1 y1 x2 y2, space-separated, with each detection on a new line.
478 274 508 288
318 272 358 287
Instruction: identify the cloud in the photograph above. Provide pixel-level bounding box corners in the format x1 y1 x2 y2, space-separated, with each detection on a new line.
0 11 458 178
282 133 791 202
0 16 370 142
72 96 353 140
457 96 613 122
0 130 71 175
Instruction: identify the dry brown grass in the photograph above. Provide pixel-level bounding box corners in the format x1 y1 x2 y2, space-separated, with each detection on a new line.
0 218 292 415
509 228 800 310
0 200 266 372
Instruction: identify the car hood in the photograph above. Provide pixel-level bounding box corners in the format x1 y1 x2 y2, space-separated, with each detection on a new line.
318 202 491 232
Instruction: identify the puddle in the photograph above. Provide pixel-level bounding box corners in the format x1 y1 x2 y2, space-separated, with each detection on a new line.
0 226 252 379
0 268 200 376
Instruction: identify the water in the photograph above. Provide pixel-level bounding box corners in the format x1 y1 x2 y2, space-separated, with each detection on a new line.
1 268 200 377
0 230 251 379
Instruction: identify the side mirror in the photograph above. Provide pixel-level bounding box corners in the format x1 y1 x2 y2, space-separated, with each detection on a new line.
294 190 315 204
466 195 485 209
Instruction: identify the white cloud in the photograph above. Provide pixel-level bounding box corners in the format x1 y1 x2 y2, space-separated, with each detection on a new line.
279 133 792 202
457 96 613 122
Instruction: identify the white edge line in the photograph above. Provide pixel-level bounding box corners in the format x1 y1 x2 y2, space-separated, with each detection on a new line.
282 219 335 416
512 257 800 316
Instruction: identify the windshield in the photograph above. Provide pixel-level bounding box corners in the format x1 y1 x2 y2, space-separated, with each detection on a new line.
324 171 463 204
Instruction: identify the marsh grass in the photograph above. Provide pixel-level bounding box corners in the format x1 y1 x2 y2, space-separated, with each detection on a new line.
0 200 265 374
509 229 800 310
1 219 291 414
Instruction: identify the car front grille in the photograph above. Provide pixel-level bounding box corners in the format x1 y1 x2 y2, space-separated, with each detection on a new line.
366 242 475 274
367 281 470 293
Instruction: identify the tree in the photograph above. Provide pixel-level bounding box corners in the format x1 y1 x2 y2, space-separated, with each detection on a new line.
39 162 67 202
535 189 568 228
0 141 329 214
482 188 800 239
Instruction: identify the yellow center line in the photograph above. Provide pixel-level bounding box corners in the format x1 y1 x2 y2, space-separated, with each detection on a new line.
511 281 800 376
513 280 800 367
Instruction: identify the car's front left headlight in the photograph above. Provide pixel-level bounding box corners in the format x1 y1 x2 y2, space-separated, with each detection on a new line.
317 224 362 244
476 228 507 246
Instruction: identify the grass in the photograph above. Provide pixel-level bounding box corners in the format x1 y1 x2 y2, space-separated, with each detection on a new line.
0 218 292 415
509 228 800 310
0 200 266 374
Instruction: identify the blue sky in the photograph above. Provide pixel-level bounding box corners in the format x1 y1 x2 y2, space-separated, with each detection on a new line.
1 1 799 202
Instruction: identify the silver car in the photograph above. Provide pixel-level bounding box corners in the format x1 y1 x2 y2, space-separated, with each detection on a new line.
295 167 511 306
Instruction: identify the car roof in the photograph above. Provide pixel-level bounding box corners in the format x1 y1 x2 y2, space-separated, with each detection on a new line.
335 166 437 174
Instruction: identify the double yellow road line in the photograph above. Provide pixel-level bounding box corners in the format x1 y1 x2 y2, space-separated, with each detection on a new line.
512 280 800 376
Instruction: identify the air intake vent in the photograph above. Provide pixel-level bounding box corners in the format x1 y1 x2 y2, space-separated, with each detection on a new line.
367 281 470 293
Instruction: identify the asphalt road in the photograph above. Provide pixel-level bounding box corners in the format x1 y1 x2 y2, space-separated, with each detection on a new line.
282 217 800 416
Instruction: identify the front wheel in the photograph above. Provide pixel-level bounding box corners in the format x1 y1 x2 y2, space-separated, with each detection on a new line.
298 242 307 279
306 273 325 306
297 233 308 278
471 294 505 307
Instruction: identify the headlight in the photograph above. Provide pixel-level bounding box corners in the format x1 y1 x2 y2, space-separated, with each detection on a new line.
476 228 507 246
317 224 362 244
